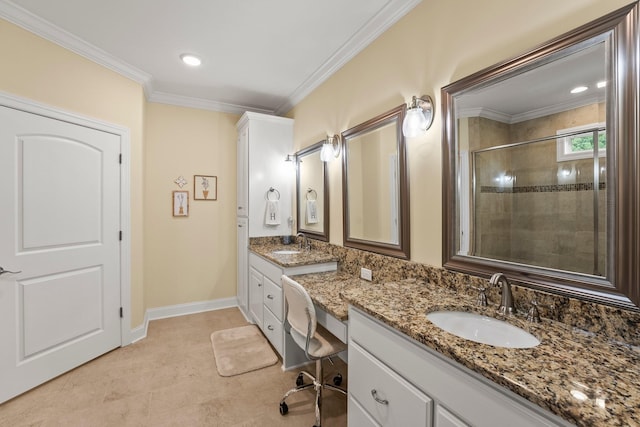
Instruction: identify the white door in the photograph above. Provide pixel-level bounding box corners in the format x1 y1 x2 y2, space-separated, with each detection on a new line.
0 105 122 403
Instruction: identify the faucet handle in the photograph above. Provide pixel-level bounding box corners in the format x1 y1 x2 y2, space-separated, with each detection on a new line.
468 285 488 307
527 299 556 322
526 300 541 323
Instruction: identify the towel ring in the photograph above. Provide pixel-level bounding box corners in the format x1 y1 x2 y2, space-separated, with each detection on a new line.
266 187 280 201
306 188 317 201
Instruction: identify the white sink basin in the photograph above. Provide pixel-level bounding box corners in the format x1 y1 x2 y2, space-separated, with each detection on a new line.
426 311 540 349
272 250 301 255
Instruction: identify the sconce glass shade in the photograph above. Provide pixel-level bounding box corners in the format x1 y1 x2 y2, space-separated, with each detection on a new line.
402 95 434 137
320 134 341 162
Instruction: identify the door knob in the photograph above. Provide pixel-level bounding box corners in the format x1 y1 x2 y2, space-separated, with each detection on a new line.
0 266 21 276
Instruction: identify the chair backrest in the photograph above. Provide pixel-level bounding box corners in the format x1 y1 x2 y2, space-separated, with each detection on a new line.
281 275 317 341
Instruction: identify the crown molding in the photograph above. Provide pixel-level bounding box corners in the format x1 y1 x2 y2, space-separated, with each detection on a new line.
1 0 422 116
0 1 152 87
274 0 422 115
148 91 274 115
459 94 606 124
510 94 604 124
458 107 512 123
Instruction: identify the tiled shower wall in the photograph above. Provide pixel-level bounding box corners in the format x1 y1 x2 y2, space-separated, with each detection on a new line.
468 103 606 275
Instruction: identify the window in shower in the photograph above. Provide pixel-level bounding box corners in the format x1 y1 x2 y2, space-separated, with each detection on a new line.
557 122 606 161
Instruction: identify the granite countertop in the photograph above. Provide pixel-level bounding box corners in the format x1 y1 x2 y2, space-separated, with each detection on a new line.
289 272 640 427
289 271 364 321
249 243 338 267
342 279 640 427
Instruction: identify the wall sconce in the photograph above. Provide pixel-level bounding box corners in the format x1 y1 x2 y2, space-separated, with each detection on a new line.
402 95 435 137
320 134 341 162
285 154 296 170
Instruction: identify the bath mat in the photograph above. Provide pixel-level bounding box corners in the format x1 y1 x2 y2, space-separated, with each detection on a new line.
211 325 278 377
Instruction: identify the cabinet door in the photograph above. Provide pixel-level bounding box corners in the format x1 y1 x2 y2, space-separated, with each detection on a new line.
349 396 382 427
248 267 263 327
435 406 469 427
237 126 249 217
236 217 249 316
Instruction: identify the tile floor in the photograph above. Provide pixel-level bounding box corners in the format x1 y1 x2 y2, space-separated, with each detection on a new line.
0 308 348 426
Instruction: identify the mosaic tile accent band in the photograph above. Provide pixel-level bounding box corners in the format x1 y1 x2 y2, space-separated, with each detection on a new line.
480 182 606 193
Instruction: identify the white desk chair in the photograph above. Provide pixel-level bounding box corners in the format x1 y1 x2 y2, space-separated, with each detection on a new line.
279 275 347 427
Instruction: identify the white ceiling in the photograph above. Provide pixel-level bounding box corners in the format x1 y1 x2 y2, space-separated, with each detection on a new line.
456 39 607 123
0 0 421 115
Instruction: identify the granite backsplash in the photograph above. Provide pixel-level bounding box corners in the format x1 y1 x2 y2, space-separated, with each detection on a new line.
249 236 640 346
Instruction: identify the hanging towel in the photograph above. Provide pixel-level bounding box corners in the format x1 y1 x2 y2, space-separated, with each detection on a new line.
265 200 281 225
306 199 318 224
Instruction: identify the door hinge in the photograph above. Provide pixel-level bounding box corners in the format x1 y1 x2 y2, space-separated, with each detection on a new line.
119 307 123 318
119 153 122 164
119 230 123 241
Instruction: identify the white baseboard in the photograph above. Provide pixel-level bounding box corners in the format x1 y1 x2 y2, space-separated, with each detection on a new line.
128 297 238 343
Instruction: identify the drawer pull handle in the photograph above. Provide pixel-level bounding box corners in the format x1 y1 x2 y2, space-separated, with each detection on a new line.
371 389 389 405
267 325 274 331
267 294 274 299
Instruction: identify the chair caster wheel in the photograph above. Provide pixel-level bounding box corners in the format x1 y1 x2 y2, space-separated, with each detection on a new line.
296 373 304 387
279 401 288 415
333 373 342 386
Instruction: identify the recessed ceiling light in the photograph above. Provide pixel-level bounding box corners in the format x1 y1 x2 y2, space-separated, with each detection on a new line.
597 81 606 88
180 54 202 67
570 86 588 94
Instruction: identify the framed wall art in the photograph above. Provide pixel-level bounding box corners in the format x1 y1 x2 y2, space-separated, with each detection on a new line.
194 175 217 200
172 191 189 217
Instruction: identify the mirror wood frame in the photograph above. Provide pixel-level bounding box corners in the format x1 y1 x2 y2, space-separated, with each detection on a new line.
442 3 640 311
342 104 411 259
296 141 329 242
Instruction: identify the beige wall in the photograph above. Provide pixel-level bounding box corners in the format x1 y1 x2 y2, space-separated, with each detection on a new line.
0 19 146 327
0 19 240 327
288 0 630 267
1 0 631 328
144 103 239 308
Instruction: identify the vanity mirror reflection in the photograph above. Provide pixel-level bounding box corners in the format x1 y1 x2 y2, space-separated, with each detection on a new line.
442 3 640 309
342 104 410 259
296 141 329 241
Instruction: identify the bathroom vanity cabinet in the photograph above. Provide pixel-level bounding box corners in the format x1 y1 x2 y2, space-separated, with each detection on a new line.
348 307 572 427
248 252 338 369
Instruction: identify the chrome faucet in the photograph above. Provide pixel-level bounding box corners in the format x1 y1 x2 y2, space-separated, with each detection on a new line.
490 273 515 315
296 232 310 251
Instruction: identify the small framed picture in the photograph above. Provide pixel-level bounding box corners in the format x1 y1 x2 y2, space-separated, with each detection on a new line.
194 175 217 200
173 191 189 217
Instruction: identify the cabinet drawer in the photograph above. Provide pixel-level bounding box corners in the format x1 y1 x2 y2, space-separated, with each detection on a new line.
263 307 283 356
349 341 432 427
348 396 381 427
263 276 283 321
249 252 284 285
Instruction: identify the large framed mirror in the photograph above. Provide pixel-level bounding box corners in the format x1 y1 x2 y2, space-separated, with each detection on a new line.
442 3 639 310
296 141 329 241
342 104 410 259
